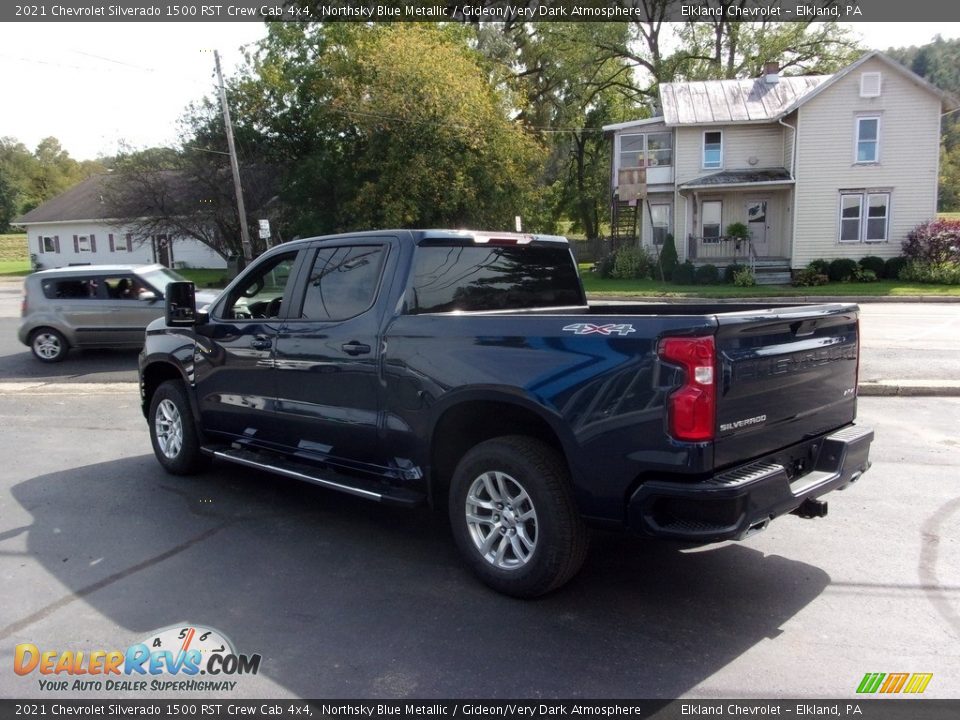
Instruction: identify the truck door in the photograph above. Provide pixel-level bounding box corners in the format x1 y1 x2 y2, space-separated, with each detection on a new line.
272 238 393 477
193 250 302 444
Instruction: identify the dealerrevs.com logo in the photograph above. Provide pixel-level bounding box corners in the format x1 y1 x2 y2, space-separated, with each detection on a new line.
14 624 261 693
856 672 933 694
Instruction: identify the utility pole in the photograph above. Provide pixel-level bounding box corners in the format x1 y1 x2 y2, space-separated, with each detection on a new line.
214 49 253 265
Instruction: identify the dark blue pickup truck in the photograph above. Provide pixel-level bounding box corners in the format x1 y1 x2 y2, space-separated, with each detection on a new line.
139 230 873 596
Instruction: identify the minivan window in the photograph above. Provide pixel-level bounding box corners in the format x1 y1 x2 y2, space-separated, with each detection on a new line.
298 245 386 321
408 245 583 314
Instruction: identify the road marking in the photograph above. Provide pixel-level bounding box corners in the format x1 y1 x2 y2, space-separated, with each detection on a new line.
0 382 137 395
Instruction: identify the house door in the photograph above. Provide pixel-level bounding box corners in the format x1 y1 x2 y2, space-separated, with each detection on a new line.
154 235 171 267
745 200 770 256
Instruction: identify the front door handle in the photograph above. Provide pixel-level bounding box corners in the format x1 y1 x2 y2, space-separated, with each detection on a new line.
251 337 273 350
341 341 371 356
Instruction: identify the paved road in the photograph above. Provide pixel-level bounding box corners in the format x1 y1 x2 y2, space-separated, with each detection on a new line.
0 389 956 699
1 278 955 385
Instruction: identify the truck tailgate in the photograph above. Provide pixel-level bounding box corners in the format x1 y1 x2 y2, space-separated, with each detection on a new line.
713 304 859 469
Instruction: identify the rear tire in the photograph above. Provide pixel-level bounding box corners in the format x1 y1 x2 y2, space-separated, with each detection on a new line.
449 435 589 598
149 380 209 475
30 328 68 363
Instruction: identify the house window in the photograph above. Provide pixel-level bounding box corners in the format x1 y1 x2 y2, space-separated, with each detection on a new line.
860 72 882 98
618 132 673 169
702 200 722 242
78 236 91 252
703 131 722 169
650 204 670 245
43 237 56 253
839 192 890 243
856 117 880 163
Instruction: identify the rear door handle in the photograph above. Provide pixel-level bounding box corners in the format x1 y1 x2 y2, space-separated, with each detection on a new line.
251 337 273 350
341 341 371 356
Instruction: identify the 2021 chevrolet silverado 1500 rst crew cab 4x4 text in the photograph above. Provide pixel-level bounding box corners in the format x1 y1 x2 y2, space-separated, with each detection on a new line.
139 230 873 597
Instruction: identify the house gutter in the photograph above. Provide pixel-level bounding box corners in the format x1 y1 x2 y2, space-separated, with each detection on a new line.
679 179 796 191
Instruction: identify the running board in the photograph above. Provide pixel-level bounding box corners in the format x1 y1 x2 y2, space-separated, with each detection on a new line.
204 446 425 507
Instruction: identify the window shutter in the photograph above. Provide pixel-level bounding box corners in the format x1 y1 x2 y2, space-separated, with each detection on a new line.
38 237 45 254
126 234 133 252
90 234 96 253
109 233 115 252
73 235 79 253
54 236 60 253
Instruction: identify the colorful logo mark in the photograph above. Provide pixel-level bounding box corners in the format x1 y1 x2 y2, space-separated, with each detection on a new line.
856 672 933 694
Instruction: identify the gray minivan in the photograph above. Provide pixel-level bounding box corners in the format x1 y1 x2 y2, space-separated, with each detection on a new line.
18 264 219 362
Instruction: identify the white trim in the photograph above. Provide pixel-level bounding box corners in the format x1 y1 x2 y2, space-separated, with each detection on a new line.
864 192 891 243
838 194 863 244
837 191 891 244
854 116 881 165
602 117 667 133
702 129 723 170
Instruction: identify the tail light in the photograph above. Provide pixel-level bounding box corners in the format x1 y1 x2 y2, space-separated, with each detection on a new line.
658 335 716 442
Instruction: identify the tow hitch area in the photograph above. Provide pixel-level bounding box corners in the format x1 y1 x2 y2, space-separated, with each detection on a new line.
792 498 829 519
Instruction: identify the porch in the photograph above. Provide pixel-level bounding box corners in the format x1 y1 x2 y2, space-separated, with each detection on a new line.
686 236 792 285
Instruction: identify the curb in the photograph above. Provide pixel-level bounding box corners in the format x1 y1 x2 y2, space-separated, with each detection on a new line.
857 382 960 397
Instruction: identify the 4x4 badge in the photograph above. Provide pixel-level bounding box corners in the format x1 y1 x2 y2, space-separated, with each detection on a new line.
562 323 636 336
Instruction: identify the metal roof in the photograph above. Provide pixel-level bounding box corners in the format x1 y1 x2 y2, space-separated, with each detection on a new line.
680 169 794 189
661 75 831 126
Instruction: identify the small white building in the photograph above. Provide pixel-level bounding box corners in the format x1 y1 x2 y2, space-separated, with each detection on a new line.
604 51 958 279
15 175 227 270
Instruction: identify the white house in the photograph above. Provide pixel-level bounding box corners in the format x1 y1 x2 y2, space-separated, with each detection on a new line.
15 175 227 270
604 52 956 281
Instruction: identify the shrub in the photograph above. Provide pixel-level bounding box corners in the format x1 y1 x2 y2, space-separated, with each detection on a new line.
672 261 696 285
657 234 678 281
792 268 829 287
808 258 830 276
855 268 878 283
611 245 655 280
733 267 757 287
899 261 960 285
695 263 721 285
723 263 745 284
859 256 886 278
884 256 908 280
828 258 859 282
902 219 960 264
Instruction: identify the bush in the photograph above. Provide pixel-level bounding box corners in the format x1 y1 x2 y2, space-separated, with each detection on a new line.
899 261 960 285
808 258 830 276
828 258 859 282
902 219 960 264
672 261 696 285
611 245 655 280
792 268 829 287
733 267 756 287
695 263 721 285
855 268 878 283
859 256 886 278
657 234 678 281
884 256 908 280
723 263 745 284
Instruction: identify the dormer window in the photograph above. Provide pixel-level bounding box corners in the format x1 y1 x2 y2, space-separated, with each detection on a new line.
860 72 882 98
703 130 722 169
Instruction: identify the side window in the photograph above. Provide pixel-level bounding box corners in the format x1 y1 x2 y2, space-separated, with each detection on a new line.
44 277 98 299
299 245 386 321
102 275 147 300
222 252 298 320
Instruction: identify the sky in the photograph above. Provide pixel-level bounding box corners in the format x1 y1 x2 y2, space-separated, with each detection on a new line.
2 21 959 162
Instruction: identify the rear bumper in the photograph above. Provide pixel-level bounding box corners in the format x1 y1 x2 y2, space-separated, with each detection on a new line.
627 424 873 542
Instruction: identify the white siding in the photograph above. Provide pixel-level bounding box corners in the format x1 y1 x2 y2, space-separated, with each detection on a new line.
674 124 785 184
29 222 227 269
792 57 942 268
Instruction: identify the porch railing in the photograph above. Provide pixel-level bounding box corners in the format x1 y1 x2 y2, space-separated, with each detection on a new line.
687 235 756 270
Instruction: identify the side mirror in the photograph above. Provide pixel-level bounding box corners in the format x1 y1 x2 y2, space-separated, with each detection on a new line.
165 281 197 327
139 290 158 303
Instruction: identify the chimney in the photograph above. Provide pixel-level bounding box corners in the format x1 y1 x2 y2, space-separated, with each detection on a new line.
764 60 780 84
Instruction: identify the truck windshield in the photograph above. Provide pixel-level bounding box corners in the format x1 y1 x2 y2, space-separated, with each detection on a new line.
408 245 584 314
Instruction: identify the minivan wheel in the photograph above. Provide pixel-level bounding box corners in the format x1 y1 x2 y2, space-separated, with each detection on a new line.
30 328 68 363
449 435 589 598
149 380 209 475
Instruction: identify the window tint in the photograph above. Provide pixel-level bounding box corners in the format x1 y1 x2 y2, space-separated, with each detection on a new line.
223 252 298 320
408 245 583 314
299 245 386 321
102 275 147 300
41 278 98 300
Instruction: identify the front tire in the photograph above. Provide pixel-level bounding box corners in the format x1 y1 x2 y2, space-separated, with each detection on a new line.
449 435 589 598
149 380 209 475
30 328 68 363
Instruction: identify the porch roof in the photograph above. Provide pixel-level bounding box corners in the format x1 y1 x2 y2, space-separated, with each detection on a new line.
679 168 794 190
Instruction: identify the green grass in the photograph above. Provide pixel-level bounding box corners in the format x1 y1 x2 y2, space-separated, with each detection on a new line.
0 260 30 277
580 272 960 298
177 268 233 288
938 212 960 220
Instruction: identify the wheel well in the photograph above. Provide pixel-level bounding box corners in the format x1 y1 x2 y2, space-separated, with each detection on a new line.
430 400 564 505
141 362 185 415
